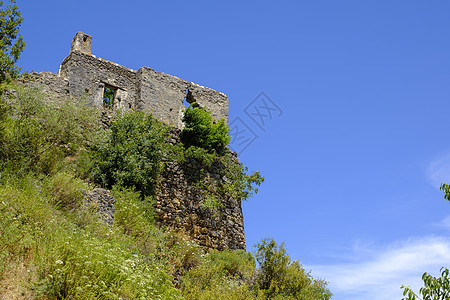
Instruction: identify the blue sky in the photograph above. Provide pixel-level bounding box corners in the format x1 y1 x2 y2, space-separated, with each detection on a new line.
17 1 450 298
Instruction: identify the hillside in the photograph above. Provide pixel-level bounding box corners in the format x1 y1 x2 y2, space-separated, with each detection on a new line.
0 81 331 299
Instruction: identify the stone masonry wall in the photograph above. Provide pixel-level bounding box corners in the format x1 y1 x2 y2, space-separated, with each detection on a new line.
154 130 245 250
136 67 189 128
55 32 229 128
24 32 244 250
59 50 138 110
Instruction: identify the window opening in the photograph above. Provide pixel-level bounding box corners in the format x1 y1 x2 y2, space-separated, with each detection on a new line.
103 86 116 109
182 97 190 108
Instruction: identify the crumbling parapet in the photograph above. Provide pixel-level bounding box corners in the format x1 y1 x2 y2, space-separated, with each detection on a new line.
187 82 229 124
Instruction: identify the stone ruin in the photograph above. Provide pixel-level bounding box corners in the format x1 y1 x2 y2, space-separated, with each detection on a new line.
59 32 228 128
28 32 245 250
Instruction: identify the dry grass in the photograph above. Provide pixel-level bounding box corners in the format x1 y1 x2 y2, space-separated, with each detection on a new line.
0 259 38 300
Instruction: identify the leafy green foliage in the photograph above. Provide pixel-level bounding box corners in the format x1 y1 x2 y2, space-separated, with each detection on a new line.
440 183 450 202
254 238 332 300
0 178 181 299
220 154 264 201
89 110 168 197
46 171 91 210
181 249 259 300
0 84 100 175
0 0 25 80
401 268 450 300
112 186 156 236
102 86 114 109
181 105 230 155
182 145 264 208
0 79 330 299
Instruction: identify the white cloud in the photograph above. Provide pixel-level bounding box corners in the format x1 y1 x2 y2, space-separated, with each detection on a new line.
426 153 450 190
433 214 450 231
309 236 450 300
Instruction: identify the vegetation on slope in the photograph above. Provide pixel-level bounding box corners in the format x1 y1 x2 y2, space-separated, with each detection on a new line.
0 81 331 299
0 2 331 297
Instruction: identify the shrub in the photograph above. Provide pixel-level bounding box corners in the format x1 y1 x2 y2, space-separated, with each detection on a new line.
0 176 181 300
0 84 100 175
46 171 91 210
181 105 230 155
89 110 168 197
0 0 26 80
181 249 258 300
401 267 450 300
254 238 332 300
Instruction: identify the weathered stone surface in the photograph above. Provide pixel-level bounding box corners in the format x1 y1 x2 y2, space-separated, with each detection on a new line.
59 51 138 109
18 71 70 101
137 67 189 128
71 32 92 55
187 82 229 124
155 131 246 250
56 32 229 127
83 188 115 225
22 32 242 250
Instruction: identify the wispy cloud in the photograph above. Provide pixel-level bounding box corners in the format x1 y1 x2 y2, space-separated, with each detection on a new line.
309 236 450 300
433 214 450 231
426 153 450 189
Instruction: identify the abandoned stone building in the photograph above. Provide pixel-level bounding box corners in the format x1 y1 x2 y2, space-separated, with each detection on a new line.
58 32 229 129
30 32 245 250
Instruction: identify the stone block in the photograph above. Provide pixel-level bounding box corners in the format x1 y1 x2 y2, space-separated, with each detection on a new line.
186 82 229 124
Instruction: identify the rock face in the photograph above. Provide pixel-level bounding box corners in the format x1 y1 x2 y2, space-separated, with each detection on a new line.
83 188 115 225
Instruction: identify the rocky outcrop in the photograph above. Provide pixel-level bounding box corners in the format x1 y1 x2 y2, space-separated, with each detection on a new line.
83 188 115 225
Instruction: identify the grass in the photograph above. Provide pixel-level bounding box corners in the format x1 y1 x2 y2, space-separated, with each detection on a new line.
0 82 331 299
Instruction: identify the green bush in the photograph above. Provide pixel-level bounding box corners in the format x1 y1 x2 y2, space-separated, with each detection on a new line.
0 176 181 300
254 239 332 300
46 171 91 210
0 84 100 175
0 0 26 80
401 267 450 300
181 105 230 155
181 249 259 300
89 110 168 197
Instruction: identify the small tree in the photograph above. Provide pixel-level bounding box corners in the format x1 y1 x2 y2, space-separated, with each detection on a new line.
0 0 26 80
401 268 450 300
90 111 168 197
181 105 230 155
254 239 332 300
401 186 450 299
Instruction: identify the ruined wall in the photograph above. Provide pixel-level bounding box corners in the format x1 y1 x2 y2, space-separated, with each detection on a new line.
187 83 229 124
59 50 138 110
56 32 229 127
26 32 244 250
155 161 245 250
136 67 189 128
154 131 245 250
